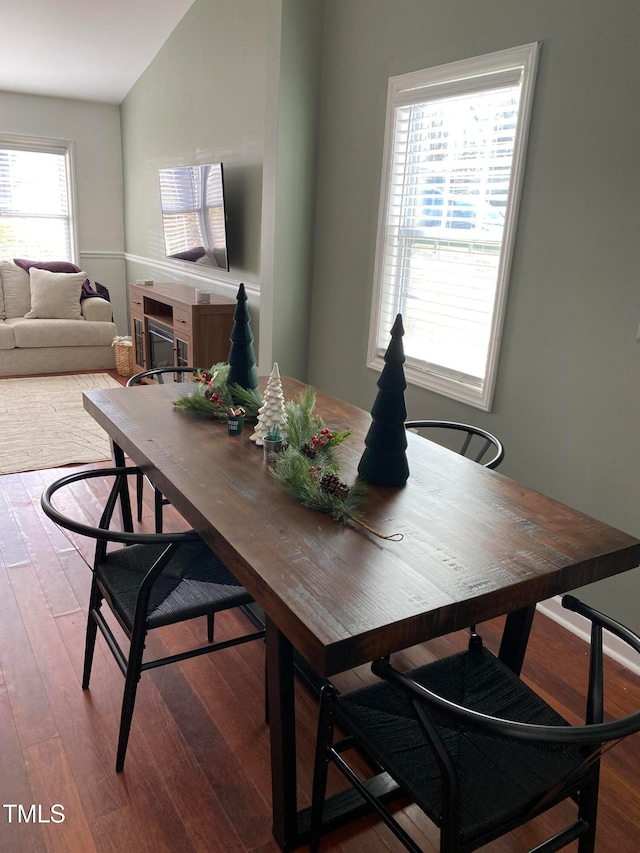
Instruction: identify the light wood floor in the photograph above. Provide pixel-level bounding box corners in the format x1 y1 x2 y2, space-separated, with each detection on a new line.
0 459 639 852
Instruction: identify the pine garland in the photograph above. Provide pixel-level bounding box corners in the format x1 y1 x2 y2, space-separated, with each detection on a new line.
283 387 352 465
270 389 364 524
172 362 263 420
283 387 324 449
271 448 365 524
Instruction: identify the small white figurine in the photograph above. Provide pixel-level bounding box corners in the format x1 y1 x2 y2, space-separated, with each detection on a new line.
250 362 288 446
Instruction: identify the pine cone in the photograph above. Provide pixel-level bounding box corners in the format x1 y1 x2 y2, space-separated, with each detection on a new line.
319 473 349 501
300 442 317 459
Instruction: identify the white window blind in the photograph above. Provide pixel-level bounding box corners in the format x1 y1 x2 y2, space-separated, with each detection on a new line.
368 44 539 410
0 140 74 260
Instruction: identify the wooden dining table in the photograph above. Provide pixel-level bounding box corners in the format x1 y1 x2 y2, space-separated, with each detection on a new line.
84 376 640 850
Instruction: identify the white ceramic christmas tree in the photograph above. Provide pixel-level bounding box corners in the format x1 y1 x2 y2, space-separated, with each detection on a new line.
250 362 288 445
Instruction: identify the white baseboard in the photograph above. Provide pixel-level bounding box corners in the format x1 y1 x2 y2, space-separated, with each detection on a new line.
538 596 640 677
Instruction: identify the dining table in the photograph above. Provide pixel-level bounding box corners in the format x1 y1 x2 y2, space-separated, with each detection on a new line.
83 376 640 851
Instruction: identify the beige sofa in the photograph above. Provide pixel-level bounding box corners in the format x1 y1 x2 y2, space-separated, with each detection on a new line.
0 260 117 376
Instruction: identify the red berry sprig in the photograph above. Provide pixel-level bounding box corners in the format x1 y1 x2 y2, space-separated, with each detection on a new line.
311 427 333 449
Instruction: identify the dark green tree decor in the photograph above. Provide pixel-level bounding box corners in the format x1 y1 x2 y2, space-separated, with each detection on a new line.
226 282 259 392
357 313 409 487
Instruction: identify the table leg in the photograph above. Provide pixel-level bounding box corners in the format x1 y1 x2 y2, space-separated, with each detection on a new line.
498 605 536 675
266 617 300 850
110 439 133 532
265 620 403 851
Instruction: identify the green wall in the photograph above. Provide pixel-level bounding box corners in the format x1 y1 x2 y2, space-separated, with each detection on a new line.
120 0 324 379
270 0 324 377
120 0 271 358
307 0 640 629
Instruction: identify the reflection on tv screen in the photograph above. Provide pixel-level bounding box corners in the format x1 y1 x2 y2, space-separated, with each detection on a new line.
158 163 229 271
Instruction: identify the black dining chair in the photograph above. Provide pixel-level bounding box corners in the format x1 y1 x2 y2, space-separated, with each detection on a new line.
41 465 265 772
126 366 200 532
310 595 640 853
405 420 504 470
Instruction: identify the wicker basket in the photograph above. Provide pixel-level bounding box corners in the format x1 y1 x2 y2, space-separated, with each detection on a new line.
113 342 135 377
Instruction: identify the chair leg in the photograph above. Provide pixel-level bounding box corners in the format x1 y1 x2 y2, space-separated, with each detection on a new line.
82 582 102 689
577 773 600 853
468 625 483 649
207 612 215 643
116 628 147 773
154 487 164 534
136 471 144 522
264 654 269 725
310 688 335 852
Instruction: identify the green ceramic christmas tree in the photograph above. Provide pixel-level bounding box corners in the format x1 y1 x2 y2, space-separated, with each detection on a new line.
357 314 409 487
227 282 259 392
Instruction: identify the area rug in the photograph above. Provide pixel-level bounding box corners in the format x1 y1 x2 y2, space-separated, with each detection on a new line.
0 373 122 475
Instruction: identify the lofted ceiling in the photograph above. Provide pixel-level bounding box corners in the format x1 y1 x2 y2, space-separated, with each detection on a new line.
0 0 196 104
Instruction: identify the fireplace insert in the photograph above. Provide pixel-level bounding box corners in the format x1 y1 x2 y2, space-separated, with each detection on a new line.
147 319 173 370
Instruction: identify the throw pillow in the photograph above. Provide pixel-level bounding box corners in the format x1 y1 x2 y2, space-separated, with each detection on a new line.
14 258 82 275
24 268 88 320
13 258 97 300
1 260 31 318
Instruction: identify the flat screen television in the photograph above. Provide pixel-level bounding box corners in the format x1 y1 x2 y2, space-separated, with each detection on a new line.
158 162 229 271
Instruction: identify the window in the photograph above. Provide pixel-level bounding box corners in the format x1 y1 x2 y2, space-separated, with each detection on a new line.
0 138 76 261
368 43 539 410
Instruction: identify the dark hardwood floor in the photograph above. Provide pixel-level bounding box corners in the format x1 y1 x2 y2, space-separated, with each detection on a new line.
0 449 639 850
